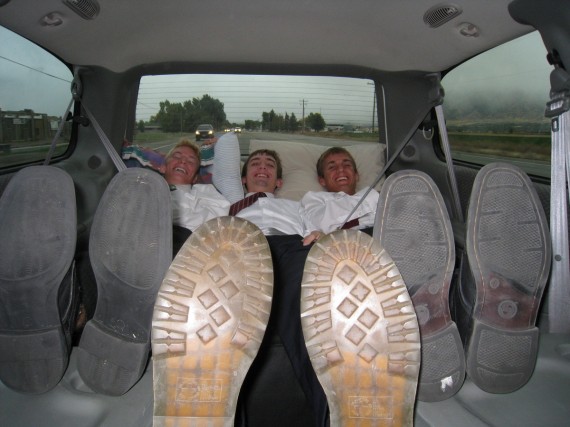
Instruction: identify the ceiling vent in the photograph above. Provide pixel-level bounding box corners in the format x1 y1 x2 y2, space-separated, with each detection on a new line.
63 0 100 20
423 4 462 28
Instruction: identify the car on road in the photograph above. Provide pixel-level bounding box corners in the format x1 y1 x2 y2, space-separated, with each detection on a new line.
195 124 214 141
0 1 569 427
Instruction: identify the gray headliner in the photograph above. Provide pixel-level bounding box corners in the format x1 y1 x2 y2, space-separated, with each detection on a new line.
0 0 532 74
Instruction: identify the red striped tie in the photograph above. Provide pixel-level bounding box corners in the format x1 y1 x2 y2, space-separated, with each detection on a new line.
341 218 360 229
229 192 267 216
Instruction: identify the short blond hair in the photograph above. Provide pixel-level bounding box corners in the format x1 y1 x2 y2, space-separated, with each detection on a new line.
166 138 201 163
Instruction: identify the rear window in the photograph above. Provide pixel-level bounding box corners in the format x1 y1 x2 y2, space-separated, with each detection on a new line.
0 25 73 169
442 31 552 175
133 74 378 155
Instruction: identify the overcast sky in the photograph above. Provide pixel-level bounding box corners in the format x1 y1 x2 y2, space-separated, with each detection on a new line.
136 74 376 125
1 27 553 125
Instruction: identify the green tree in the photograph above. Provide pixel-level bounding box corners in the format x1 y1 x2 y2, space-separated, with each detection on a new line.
137 120 145 133
269 110 277 131
155 95 226 132
290 113 299 132
306 112 326 132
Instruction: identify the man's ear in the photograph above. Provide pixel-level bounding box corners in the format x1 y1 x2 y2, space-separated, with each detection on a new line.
275 178 283 189
241 176 248 191
318 176 326 188
159 164 166 174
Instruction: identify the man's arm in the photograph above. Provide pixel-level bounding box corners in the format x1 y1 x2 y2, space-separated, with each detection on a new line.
212 133 245 203
172 184 230 231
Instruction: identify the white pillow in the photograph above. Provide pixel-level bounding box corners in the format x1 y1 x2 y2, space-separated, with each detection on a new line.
249 139 386 201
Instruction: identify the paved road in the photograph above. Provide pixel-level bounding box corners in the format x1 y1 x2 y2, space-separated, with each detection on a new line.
144 131 377 156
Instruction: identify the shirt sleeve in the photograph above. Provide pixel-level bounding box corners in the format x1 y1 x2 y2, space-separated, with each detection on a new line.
212 132 245 203
171 184 230 231
300 188 380 234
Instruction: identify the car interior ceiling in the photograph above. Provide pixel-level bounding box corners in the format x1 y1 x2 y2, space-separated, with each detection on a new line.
0 1 569 426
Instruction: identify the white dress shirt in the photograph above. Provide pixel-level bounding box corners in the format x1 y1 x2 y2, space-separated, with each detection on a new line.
300 187 380 234
170 184 230 231
212 133 305 236
236 192 304 236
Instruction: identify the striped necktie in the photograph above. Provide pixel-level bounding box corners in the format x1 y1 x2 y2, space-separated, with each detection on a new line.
341 218 360 229
229 192 267 216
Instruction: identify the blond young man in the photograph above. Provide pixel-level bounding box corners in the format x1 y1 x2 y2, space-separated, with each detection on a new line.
160 138 229 253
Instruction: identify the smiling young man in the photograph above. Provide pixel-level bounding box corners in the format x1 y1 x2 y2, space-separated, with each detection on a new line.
300 146 379 235
160 139 230 253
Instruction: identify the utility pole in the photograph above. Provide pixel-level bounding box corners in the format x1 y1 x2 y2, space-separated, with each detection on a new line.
368 82 375 133
300 99 308 133
372 93 376 133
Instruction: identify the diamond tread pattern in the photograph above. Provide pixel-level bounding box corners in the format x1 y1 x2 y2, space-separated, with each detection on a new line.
301 230 420 426
152 216 273 427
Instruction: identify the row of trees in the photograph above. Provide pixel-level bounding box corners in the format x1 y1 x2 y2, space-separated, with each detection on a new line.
260 110 326 132
149 95 226 132
142 94 328 133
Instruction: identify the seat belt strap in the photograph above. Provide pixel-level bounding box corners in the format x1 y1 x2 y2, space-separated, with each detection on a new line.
338 103 433 229
340 75 454 229
44 74 126 172
545 67 570 333
435 104 464 222
80 101 126 172
43 97 74 165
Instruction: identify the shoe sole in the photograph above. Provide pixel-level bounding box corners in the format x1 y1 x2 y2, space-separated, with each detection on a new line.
152 216 273 427
374 170 465 402
0 166 77 394
465 162 551 393
77 168 172 396
301 230 420 426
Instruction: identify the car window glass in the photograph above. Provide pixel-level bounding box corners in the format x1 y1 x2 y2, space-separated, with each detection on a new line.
0 25 73 169
134 74 377 155
442 31 552 175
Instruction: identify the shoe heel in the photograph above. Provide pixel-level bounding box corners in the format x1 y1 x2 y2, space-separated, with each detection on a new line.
0 327 67 394
418 322 465 401
466 318 539 393
77 321 150 395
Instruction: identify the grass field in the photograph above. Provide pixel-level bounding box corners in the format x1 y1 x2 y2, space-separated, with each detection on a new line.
448 132 550 161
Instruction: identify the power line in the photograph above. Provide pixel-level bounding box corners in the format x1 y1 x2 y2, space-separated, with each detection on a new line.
0 55 71 83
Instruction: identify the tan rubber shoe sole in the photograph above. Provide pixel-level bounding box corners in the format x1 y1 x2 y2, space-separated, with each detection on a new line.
152 217 273 427
301 230 420 427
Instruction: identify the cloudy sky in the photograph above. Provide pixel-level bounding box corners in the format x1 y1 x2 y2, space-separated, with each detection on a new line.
0 26 72 117
1 26 553 126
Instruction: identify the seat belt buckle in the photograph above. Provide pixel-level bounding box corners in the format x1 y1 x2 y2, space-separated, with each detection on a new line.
545 91 570 119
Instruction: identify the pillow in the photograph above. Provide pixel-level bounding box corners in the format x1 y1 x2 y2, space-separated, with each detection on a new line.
249 139 386 201
121 140 214 184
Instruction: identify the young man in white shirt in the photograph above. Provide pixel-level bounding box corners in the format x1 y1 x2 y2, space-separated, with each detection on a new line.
160 139 230 254
153 134 419 426
300 146 379 236
302 146 466 403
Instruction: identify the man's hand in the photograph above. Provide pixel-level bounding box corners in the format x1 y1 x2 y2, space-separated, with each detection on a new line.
302 230 323 246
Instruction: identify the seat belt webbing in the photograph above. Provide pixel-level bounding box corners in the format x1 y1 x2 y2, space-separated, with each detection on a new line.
44 97 74 165
435 104 464 223
81 101 126 172
545 68 570 333
338 105 432 229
